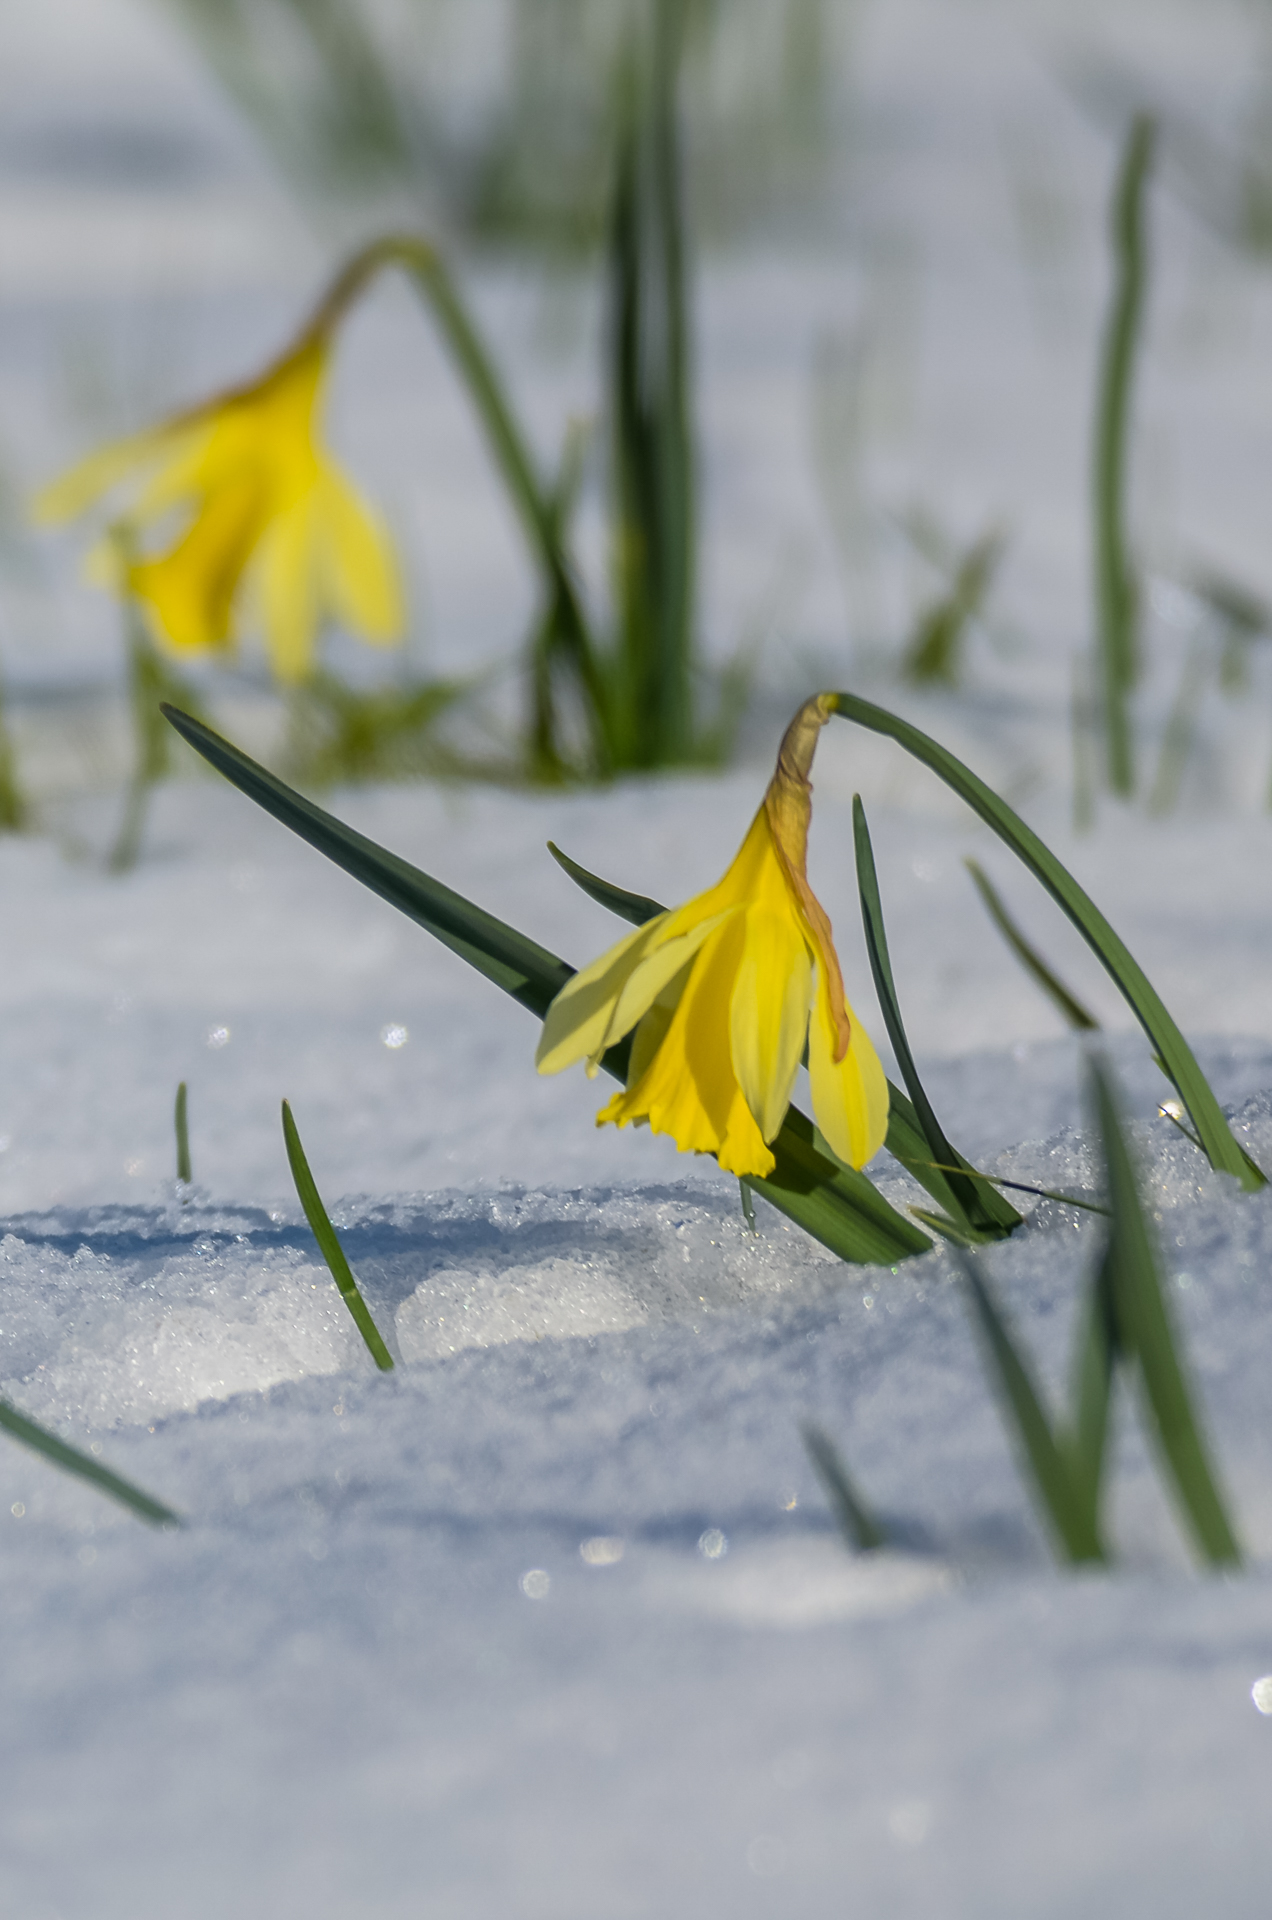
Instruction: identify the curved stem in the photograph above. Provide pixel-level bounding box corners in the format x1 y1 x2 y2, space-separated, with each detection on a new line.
297 236 612 776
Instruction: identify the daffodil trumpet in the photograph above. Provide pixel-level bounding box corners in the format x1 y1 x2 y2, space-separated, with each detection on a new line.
536 693 890 1179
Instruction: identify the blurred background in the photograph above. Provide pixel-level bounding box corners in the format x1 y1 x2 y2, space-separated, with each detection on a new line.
5 0 1272 815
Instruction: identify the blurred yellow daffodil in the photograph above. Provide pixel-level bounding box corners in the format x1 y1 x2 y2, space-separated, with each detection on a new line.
536 693 889 1178
35 332 402 684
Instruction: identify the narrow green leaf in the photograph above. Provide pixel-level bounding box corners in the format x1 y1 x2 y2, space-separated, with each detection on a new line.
166 712 929 1267
802 1420 886 1552
1093 114 1155 796
0 1399 180 1527
1064 1240 1120 1542
174 1080 191 1184
922 1161 1110 1216
163 707 573 1022
908 1207 991 1248
955 1250 1104 1564
764 1104 933 1263
829 692 1264 1189
1089 1058 1242 1566
854 797 1020 1237
281 1101 395 1372
547 841 666 927
965 858 1100 1032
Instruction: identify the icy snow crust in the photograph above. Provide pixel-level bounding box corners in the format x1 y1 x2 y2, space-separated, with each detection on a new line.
6 0 1272 1912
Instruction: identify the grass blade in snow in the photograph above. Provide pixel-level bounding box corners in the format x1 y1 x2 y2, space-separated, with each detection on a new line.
1090 1058 1241 1566
829 691 1263 1190
955 1251 1104 1565
1065 1240 1120 1541
174 1080 192 1183
802 1421 886 1552
165 713 929 1266
853 798 1019 1238
965 859 1100 1032
282 1102 395 1372
1093 115 1155 797
0 1399 180 1527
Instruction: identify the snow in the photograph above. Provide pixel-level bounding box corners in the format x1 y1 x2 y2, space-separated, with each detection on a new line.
2 0 1272 1914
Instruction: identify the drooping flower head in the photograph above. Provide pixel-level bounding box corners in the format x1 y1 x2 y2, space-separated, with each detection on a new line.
35 313 402 685
537 693 889 1178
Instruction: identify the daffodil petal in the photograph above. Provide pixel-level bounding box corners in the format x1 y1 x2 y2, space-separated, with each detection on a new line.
32 427 169 525
258 496 320 683
600 916 775 1178
598 906 738 1059
535 914 671 1075
317 467 403 642
729 907 813 1142
130 475 267 653
807 969 889 1170
624 961 694 1089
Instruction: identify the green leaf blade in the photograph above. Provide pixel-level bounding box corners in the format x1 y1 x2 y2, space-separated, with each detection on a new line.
282 1101 395 1373
955 1250 1104 1565
163 707 573 1020
174 1080 192 1185
0 1400 180 1528
802 1420 887 1552
965 858 1100 1032
830 692 1263 1189
853 797 1020 1237
1090 1058 1242 1567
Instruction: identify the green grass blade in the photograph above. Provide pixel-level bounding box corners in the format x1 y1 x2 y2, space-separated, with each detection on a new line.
902 527 1004 687
281 1101 395 1372
166 713 928 1266
965 859 1100 1032
175 1080 192 1184
0 1399 180 1527
908 1206 992 1248
955 1250 1104 1564
1093 114 1155 796
1147 635 1207 817
163 708 573 1021
1089 1057 1242 1566
854 797 1020 1236
608 1 696 767
1064 1240 1120 1543
802 1420 886 1551
829 691 1264 1189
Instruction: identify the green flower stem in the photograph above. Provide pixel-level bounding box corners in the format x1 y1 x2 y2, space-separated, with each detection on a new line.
299 234 611 779
830 691 1264 1189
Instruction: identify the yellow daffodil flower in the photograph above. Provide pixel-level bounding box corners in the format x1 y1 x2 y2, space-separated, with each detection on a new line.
536 693 889 1178
35 332 402 684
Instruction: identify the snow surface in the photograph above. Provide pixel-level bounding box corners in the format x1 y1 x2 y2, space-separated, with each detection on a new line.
2 0 1272 1915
